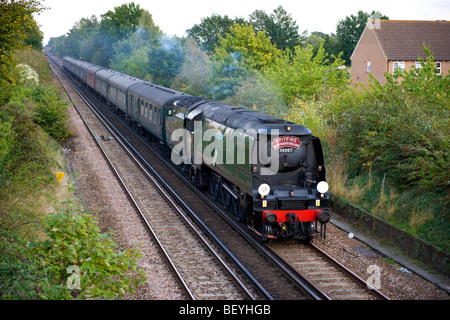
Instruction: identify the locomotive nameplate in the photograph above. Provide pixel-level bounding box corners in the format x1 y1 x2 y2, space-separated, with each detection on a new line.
272 136 301 152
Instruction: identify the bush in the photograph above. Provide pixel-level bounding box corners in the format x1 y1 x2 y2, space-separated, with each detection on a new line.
0 229 72 300
267 41 349 102
32 86 71 142
330 49 449 191
0 101 55 205
29 201 146 299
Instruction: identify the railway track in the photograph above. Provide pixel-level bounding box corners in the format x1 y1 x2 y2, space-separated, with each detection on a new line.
269 241 390 300
50 56 391 300
51 62 262 300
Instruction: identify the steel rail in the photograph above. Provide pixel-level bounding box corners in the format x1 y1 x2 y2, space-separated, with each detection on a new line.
51 56 335 300
51 62 257 300
68 71 327 300
51 58 275 300
309 242 390 300
51 64 196 299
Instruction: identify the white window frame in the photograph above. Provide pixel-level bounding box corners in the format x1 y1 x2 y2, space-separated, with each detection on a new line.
415 61 422 69
436 62 442 75
393 61 405 72
367 60 371 73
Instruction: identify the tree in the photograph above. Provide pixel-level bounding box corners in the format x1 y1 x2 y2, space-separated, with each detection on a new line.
336 10 388 64
211 23 279 100
187 14 246 54
249 6 305 51
308 31 341 60
110 11 162 79
99 2 144 41
267 41 348 102
213 23 279 72
137 9 162 38
0 0 44 105
171 39 213 97
147 36 185 87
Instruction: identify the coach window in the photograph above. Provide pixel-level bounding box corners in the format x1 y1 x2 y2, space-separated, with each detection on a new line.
153 107 157 123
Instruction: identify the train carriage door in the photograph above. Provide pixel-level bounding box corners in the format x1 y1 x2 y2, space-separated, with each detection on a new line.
136 97 140 118
128 93 133 116
186 109 204 165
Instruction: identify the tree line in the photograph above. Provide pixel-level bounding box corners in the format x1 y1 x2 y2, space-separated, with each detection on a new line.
48 3 387 115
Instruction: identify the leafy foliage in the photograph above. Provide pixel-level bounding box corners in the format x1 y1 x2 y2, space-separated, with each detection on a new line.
30 201 146 299
268 41 348 102
332 49 449 191
99 2 144 41
211 23 280 100
49 2 148 67
0 97 55 208
249 5 305 51
147 36 185 87
171 39 213 97
0 229 72 300
0 0 44 104
32 86 71 142
187 14 246 54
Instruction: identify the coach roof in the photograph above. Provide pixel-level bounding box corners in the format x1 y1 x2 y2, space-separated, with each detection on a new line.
129 81 191 106
108 73 143 90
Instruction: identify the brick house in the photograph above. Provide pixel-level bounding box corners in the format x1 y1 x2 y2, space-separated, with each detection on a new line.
350 20 450 85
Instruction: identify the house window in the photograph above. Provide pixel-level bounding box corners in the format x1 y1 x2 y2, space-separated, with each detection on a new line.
436 62 442 75
367 61 371 73
393 61 405 72
415 62 422 69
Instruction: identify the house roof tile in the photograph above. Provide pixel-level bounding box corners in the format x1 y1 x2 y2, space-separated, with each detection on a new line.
372 20 450 61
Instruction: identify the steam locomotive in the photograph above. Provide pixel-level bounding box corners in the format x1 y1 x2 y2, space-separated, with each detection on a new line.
62 56 330 241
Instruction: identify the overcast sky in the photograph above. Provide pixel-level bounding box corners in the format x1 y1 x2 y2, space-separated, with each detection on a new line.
35 0 450 45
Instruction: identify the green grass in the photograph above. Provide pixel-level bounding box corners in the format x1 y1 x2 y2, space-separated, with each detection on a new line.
328 160 449 252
